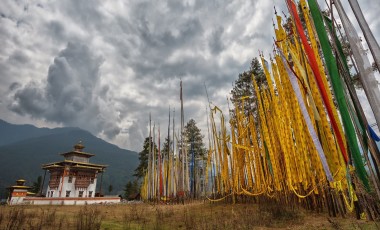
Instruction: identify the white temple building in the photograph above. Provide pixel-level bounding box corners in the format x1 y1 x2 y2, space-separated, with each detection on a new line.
22 142 120 205
43 141 104 199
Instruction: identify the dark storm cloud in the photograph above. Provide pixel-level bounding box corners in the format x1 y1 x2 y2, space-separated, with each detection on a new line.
209 27 225 55
9 81 47 116
9 82 21 91
8 50 29 64
59 0 103 31
137 17 203 50
45 20 66 42
1 0 378 151
8 42 121 139
0 0 300 151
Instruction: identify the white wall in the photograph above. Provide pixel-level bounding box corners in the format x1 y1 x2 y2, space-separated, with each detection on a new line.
46 175 98 198
9 196 25 205
23 197 121 205
8 188 28 205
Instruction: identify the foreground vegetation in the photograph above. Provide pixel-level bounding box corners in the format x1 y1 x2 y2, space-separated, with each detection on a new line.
0 201 379 230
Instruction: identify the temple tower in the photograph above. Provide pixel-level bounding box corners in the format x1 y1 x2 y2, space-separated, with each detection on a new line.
42 142 107 198
7 179 31 205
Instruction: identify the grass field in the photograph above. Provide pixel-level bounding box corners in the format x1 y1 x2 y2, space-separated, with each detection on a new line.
0 201 379 229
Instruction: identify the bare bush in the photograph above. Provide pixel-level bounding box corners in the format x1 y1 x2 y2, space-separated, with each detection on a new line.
4 206 26 230
75 206 103 230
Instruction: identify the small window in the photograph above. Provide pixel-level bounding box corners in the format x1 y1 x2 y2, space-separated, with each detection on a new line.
68 176 73 183
90 178 94 184
79 191 84 197
89 191 93 197
66 191 71 197
51 191 54 197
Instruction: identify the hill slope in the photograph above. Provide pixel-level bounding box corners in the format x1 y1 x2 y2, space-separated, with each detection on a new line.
0 119 79 146
0 120 139 198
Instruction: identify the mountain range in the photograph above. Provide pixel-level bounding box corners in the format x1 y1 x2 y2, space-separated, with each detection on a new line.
0 119 139 199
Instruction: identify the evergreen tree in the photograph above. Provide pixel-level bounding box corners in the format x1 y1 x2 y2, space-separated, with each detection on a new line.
161 137 172 157
230 57 266 120
124 180 140 199
184 119 207 158
30 175 42 194
108 184 113 194
133 137 158 179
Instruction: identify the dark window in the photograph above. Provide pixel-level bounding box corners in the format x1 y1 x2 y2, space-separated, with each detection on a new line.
89 191 93 197
66 191 71 197
68 176 73 183
79 191 84 197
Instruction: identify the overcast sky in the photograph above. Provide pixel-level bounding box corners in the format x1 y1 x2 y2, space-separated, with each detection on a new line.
1 0 379 152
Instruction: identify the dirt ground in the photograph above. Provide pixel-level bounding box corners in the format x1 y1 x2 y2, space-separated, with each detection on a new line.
0 201 379 229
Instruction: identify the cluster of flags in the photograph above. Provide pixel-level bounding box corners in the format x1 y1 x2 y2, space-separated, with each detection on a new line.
205 0 380 217
140 1 380 217
141 83 205 202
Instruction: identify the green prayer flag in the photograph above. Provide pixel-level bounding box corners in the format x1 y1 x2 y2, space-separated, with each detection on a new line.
308 0 369 190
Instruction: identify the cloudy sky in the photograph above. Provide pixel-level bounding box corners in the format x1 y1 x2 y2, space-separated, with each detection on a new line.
0 0 379 152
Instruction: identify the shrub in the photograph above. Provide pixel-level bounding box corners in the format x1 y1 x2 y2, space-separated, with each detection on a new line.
75 206 103 230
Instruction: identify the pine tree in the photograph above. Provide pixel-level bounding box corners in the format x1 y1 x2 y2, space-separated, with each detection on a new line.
133 137 157 179
31 176 42 194
184 119 207 158
108 184 113 194
230 57 266 120
124 180 139 199
161 137 172 157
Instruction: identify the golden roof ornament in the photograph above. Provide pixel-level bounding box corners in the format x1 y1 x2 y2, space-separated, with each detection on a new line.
74 141 85 152
16 179 26 186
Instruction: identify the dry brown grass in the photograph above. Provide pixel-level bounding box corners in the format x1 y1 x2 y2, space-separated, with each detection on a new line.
0 201 379 229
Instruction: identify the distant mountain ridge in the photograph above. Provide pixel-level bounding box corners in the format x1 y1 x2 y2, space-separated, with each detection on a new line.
0 119 80 146
0 119 139 198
